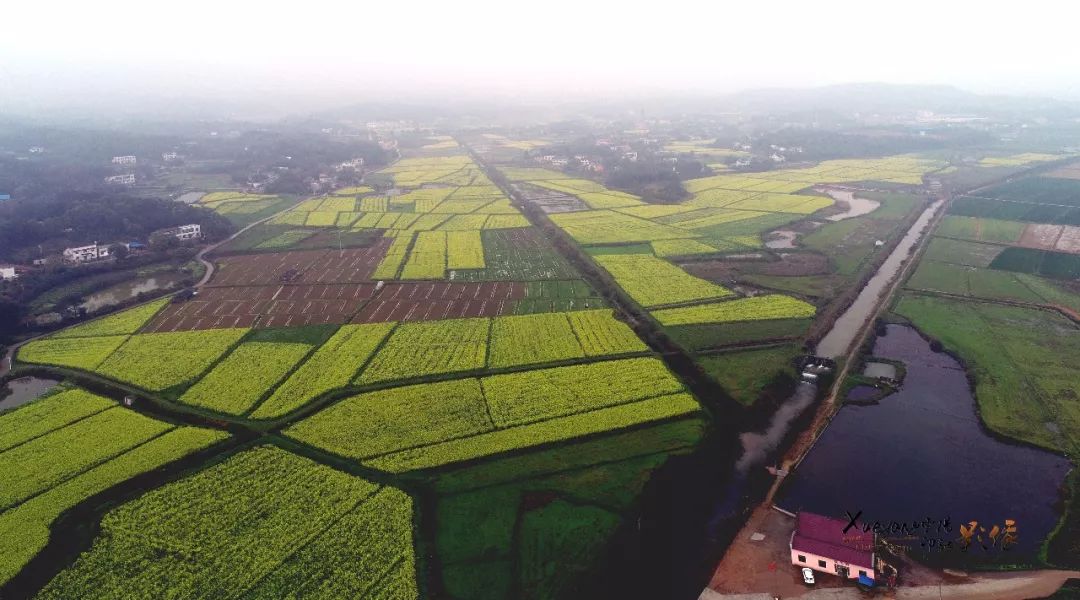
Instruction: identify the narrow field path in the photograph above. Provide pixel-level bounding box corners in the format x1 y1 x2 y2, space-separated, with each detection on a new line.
460 139 739 415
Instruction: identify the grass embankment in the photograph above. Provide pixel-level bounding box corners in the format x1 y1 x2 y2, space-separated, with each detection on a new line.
696 345 802 406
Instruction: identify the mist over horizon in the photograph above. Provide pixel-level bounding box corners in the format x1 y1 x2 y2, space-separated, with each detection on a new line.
5 0 1080 120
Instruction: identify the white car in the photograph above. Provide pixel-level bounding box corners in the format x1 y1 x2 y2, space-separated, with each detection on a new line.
801 567 816 585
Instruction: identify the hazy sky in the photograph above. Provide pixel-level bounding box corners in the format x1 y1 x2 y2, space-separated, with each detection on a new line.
4 0 1080 114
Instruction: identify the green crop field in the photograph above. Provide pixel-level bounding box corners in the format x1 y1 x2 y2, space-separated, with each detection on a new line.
179 341 314 415
567 309 649 355
34 446 417 599
95 328 250 392
948 196 1080 226
288 357 699 472
0 408 172 509
666 318 813 350
697 345 801 406
923 237 1004 268
488 313 585 368
979 176 1080 206
17 335 130 371
0 388 226 584
251 323 394 419
0 388 114 452
356 318 489 384
593 253 732 307
451 229 581 281
652 294 816 326
48 299 168 338
990 247 1080 279
935 216 1025 244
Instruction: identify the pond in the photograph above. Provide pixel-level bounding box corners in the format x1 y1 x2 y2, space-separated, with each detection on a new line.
765 230 799 249
777 325 1072 562
79 273 186 312
824 188 881 221
0 376 61 411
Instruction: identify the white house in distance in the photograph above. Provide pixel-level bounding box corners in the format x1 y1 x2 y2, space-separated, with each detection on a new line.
790 511 875 582
105 174 136 185
152 223 202 242
0 265 18 281
63 243 111 263
111 155 137 165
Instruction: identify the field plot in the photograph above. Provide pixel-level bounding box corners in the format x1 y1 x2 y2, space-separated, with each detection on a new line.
356 318 489 384
0 408 172 509
35 446 417 600
178 341 313 414
990 247 1080 279
698 345 802 406
949 196 1080 226
95 328 249 391
0 388 227 584
251 323 393 419
49 298 168 338
208 243 392 287
922 237 1003 268
935 216 1025 244
287 357 700 472
652 294 816 326
550 210 692 244
17 335 129 371
145 282 380 331
514 184 589 213
451 228 580 281
977 153 1066 167
353 281 526 322
488 313 585 368
593 254 732 307
0 388 113 451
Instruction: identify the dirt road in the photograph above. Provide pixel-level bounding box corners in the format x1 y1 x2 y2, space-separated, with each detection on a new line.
701 568 1080 599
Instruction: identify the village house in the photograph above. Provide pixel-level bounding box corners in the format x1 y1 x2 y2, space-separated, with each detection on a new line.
0 265 19 281
152 223 202 242
790 511 875 582
105 174 136 185
111 155 137 165
63 243 111 263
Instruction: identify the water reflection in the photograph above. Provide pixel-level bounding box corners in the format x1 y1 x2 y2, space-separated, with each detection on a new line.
777 325 1071 561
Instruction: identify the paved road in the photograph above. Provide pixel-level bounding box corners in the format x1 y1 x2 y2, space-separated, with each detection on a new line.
193 198 307 287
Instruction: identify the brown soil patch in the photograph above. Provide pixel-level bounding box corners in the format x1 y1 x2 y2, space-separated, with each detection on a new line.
683 253 830 281
353 281 525 323
1054 226 1080 254
1018 223 1063 250
207 241 392 287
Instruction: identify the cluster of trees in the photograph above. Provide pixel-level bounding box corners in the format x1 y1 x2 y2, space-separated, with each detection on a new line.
0 192 233 262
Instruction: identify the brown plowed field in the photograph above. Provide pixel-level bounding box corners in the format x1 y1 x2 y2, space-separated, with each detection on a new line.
1018 223 1063 251
207 241 392 287
142 281 527 331
143 283 379 332
1053 225 1080 254
353 281 525 323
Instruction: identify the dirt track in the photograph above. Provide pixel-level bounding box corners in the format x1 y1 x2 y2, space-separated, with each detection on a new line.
701 568 1080 599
